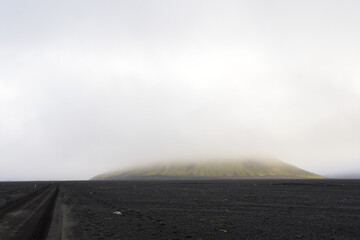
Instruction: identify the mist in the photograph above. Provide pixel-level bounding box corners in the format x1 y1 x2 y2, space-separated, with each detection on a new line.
1 0 360 180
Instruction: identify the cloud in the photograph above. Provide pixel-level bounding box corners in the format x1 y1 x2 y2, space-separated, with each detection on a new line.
1 0 360 180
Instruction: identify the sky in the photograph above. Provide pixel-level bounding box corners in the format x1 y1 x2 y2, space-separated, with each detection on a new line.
1 0 360 180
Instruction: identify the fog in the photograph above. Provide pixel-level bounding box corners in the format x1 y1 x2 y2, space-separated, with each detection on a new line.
1 0 360 180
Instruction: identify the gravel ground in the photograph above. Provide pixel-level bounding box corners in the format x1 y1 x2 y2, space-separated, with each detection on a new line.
58 180 360 239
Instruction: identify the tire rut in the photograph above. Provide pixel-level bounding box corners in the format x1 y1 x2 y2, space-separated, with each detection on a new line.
0 184 59 240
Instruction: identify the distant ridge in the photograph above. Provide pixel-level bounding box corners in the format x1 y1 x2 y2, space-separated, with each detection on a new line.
91 159 324 180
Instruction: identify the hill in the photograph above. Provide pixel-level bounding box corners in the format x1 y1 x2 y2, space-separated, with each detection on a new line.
91 159 324 180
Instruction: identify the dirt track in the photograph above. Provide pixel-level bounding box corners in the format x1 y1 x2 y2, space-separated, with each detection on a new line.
0 184 59 240
0 180 360 239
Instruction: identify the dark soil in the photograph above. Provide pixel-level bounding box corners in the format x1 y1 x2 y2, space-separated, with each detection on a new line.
1 180 360 239
61 180 360 239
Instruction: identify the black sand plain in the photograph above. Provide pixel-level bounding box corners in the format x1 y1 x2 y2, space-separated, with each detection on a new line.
1 180 360 239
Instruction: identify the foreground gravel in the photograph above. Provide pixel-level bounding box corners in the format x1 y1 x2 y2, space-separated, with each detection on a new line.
59 180 360 239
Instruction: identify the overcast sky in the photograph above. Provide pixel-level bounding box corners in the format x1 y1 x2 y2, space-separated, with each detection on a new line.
1 0 360 180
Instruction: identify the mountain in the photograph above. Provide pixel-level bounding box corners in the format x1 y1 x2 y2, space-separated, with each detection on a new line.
91 158 324 180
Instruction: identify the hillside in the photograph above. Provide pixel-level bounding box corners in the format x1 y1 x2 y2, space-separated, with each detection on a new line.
91 159 324 180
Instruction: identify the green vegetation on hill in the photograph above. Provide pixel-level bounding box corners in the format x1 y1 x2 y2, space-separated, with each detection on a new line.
91 159 324 180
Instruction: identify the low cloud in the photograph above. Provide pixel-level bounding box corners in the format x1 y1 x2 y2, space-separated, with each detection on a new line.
1 0 360 180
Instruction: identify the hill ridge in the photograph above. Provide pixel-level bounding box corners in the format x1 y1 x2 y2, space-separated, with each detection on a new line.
91 159 324 180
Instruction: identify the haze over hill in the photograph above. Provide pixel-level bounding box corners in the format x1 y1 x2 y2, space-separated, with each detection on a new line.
325 172 360 179
91 159 324 180
1 1 360 180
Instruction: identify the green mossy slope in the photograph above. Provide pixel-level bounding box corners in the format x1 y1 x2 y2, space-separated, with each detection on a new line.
91 159 324 180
